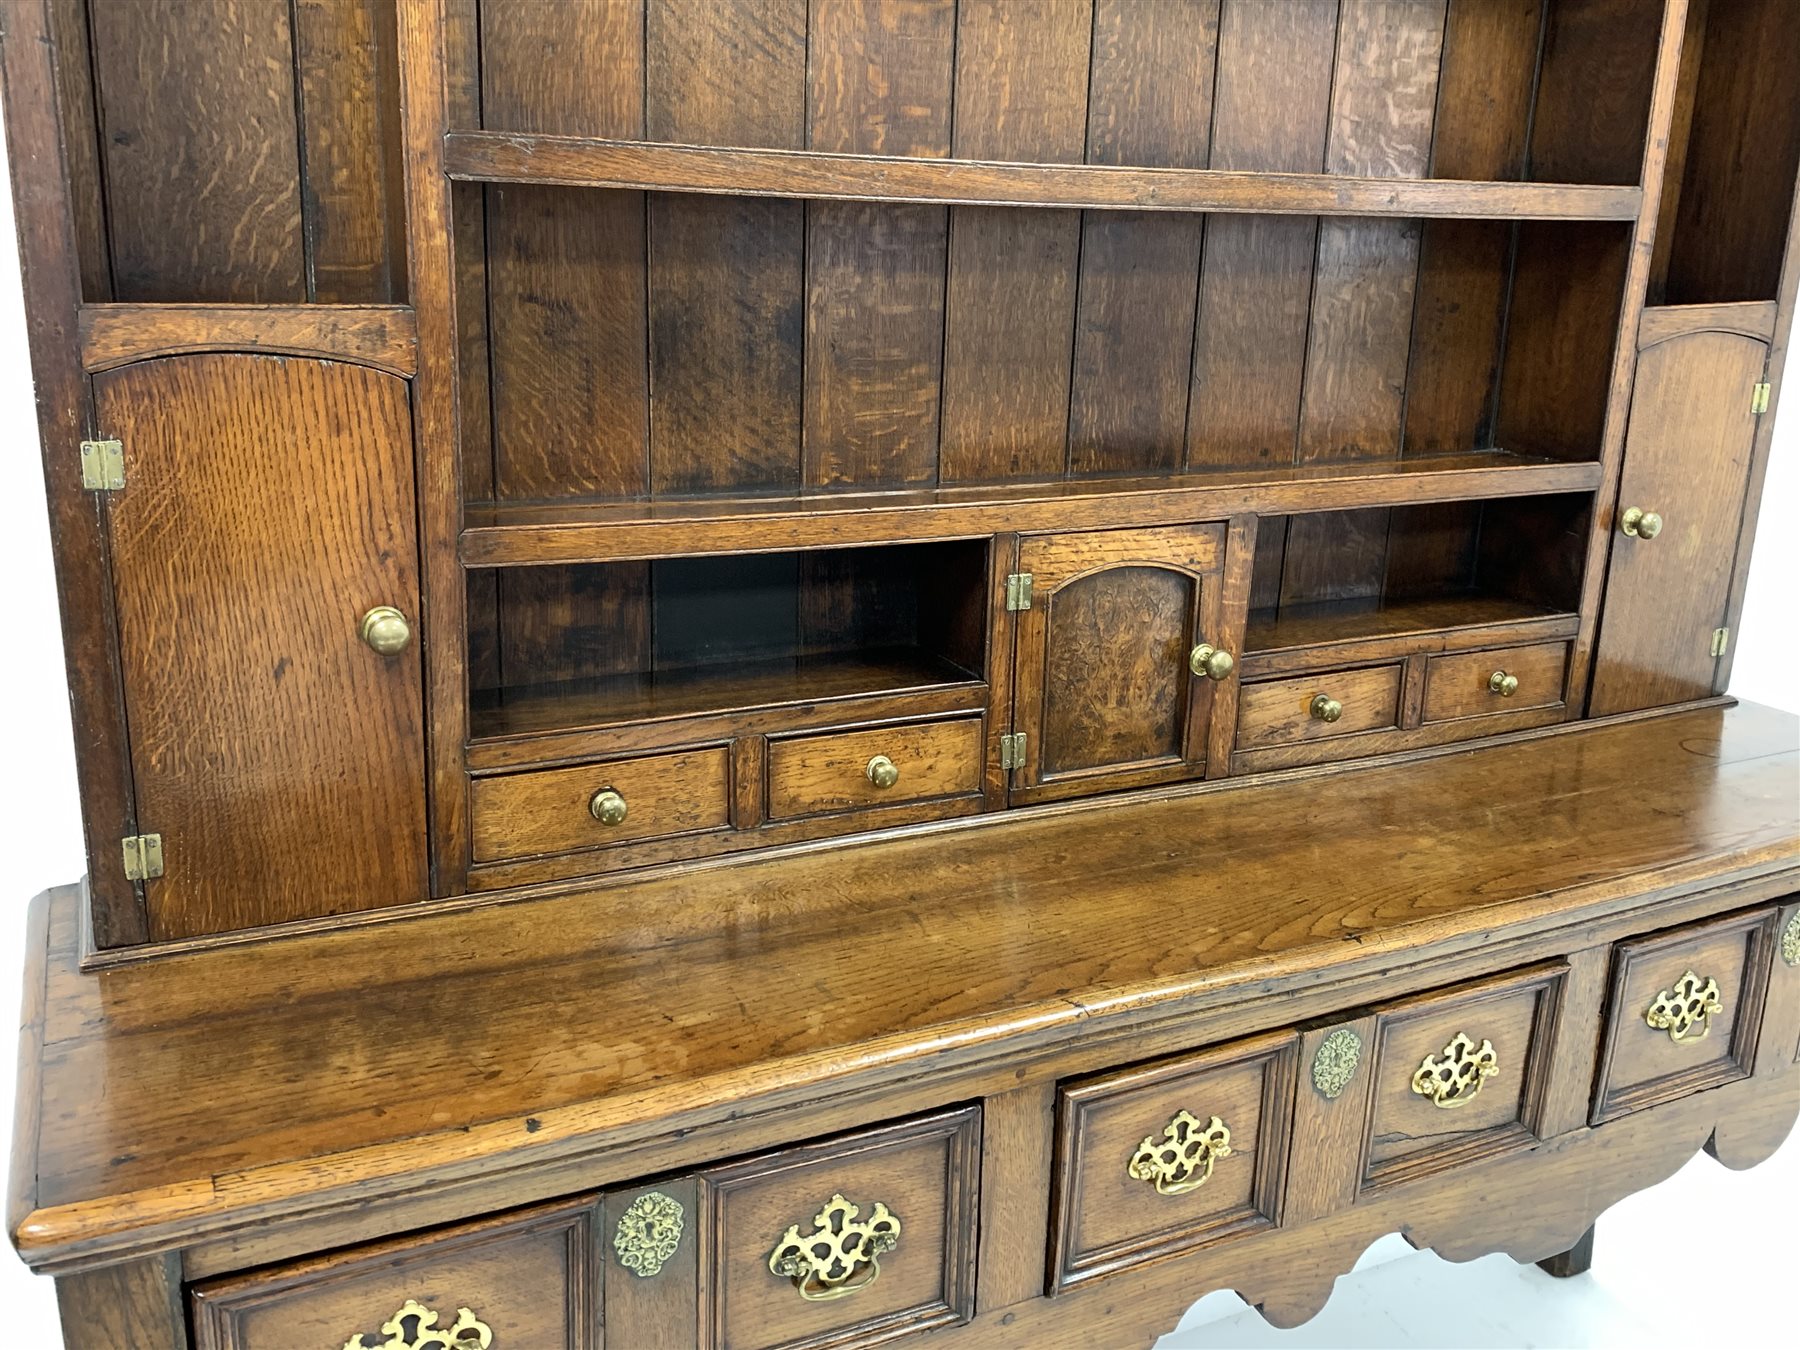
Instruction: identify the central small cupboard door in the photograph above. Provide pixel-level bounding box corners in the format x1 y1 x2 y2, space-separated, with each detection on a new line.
1011 524 1235 803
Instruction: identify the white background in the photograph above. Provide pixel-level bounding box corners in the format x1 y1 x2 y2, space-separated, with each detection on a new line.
0 134 1793 1350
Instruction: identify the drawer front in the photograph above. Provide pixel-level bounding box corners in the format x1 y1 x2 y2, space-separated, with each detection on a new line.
1236 665 1403 750
1363 964 1566 1191
766 718 984 822
470 746 732 862
1593 907 1779 1123
1050 1031 1299 1291
1421 641 1569 723
705 1106 981 1350
191 1198 599 1349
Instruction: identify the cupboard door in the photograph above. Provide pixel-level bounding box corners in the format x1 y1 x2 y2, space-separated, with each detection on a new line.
95 354 426 940
1591 328 1766 715
1011 524 1231 803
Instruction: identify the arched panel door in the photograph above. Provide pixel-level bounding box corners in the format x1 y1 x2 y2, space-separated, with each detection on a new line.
1009 524 1237 805
94 354 426 940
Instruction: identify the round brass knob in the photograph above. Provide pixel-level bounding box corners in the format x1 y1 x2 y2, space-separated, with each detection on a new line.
1310 694 1343 723
1189 643 1235 681
866 755 900 790
589 788 628 826
359 606 413 656
1620 507 1664 540
1489 670 1520 697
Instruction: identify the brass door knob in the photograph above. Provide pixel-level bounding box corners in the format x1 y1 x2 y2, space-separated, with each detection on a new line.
865 755 900 789
1310 694 1343 723
589 788 628 826
359 606 413 656
1189 643 1235 681
1489 670 1520 697
1620 506 1664 539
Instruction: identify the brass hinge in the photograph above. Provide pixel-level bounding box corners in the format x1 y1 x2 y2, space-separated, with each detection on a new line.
1004 572 1034 611
1711 627 1730 658
1753 382 1772 415
79 439 124 491
121 833 163 882
999 732 1027 772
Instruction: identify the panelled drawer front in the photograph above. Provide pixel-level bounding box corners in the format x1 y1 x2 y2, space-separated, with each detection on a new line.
470 746 732 862
766 718 984 822
190 1198 599 1349
1421 641 1569 723
1049 1030 1299 1291
1593 907 1779 1123
705 1106 981 1350
1363 963 1566 1192
1236 665 1403 750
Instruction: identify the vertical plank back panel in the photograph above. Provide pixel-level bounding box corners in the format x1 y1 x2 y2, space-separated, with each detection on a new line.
44 0 110 299
1527 0 1663 187
939 0 1091 484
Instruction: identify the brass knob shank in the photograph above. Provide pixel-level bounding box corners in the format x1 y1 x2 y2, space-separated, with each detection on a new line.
1489 670 1520 697
1620 506 1664 540
1189 643 1235 681
590 788 628 826
865 755 900 789
1310 694 1343 723
359 605 413 656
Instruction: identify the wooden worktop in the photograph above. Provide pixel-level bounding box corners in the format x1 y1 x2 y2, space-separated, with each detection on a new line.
11 702 1798 1272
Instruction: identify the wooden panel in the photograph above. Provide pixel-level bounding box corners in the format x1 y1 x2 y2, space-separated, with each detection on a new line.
1591 331 1765 714
494 563 653 689
1068 0 1218 477
648 0 807 493
469 746 732 862
56 1255 184 1350
1282 1017 1380 1225
602 1180 701 1350
1593 908 1777 1123
766 718 984 820
43 0 110 298
1051 1031 1298 1291
88 0 305 301
1528 0 1664 187
939 0 1090 483
192 1199 599 1349
1236 665 1403 751
95 355 425 940
706 1107 981 1350
79 304 417 375
1422 641 1570 723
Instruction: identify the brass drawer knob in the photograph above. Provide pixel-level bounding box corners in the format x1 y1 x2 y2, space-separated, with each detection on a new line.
1310 693 1343 723
1620 506 1664 539
343 1299 492 1350
866 755 900 789
769 1193 901 1302
1189 643 1235 681
359 605 413 656
1127 1109 1232 1196
589 788 628 826
1645 969 1723 1043
1411 1031 1498 1109
1488 670 1520 697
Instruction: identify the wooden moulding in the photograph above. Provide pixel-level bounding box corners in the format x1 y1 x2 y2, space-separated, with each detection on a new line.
1638 300 1780 348
443 133 1645 222
77 305 418 376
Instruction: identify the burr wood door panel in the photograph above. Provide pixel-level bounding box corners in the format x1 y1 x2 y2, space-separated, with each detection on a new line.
1590 328 1767 715
94 354 426 941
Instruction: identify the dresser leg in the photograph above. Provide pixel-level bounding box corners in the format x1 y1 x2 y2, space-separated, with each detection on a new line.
1535 1225 1596 1278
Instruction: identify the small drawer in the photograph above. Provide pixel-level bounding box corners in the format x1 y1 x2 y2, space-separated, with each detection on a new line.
765 718 983 821
470 746 731 862
1592 907 1779 1123
1049 1031 1299 1292
704 1106 981 1350
1363 963 1566 1191
1236 664 1403 750
192 1198 599 1349
1421 641 1569 723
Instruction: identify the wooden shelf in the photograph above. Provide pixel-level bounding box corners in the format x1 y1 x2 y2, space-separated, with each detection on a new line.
1245 595 1578 656
461 453 1604 565
444 132 1643 222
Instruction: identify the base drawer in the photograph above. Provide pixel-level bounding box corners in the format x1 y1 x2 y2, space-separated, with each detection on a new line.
1049 1030 1299 1291
191 1198 599 1349
1592 907 1779 1123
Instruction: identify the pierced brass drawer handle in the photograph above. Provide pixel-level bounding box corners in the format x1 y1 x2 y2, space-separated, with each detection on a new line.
343 1299 492 1350
1128 1109 1232 1196
1190 643 1236 681
1646 969 1724 1043
768 1193 901 1302
589 787 628 826
1620 506 1664 539
1488 670 1519 697
1411 1032 1499 1109
1310 693 1343 723
866 754 900 789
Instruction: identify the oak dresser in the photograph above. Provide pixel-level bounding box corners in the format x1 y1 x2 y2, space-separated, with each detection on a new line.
3 2 1798 1348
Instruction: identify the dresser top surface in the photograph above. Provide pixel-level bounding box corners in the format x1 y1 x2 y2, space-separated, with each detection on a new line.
11 701 1799 1267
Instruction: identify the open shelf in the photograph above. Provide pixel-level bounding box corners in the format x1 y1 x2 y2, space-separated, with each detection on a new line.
444 134 1644 223
1246 595 1577 657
